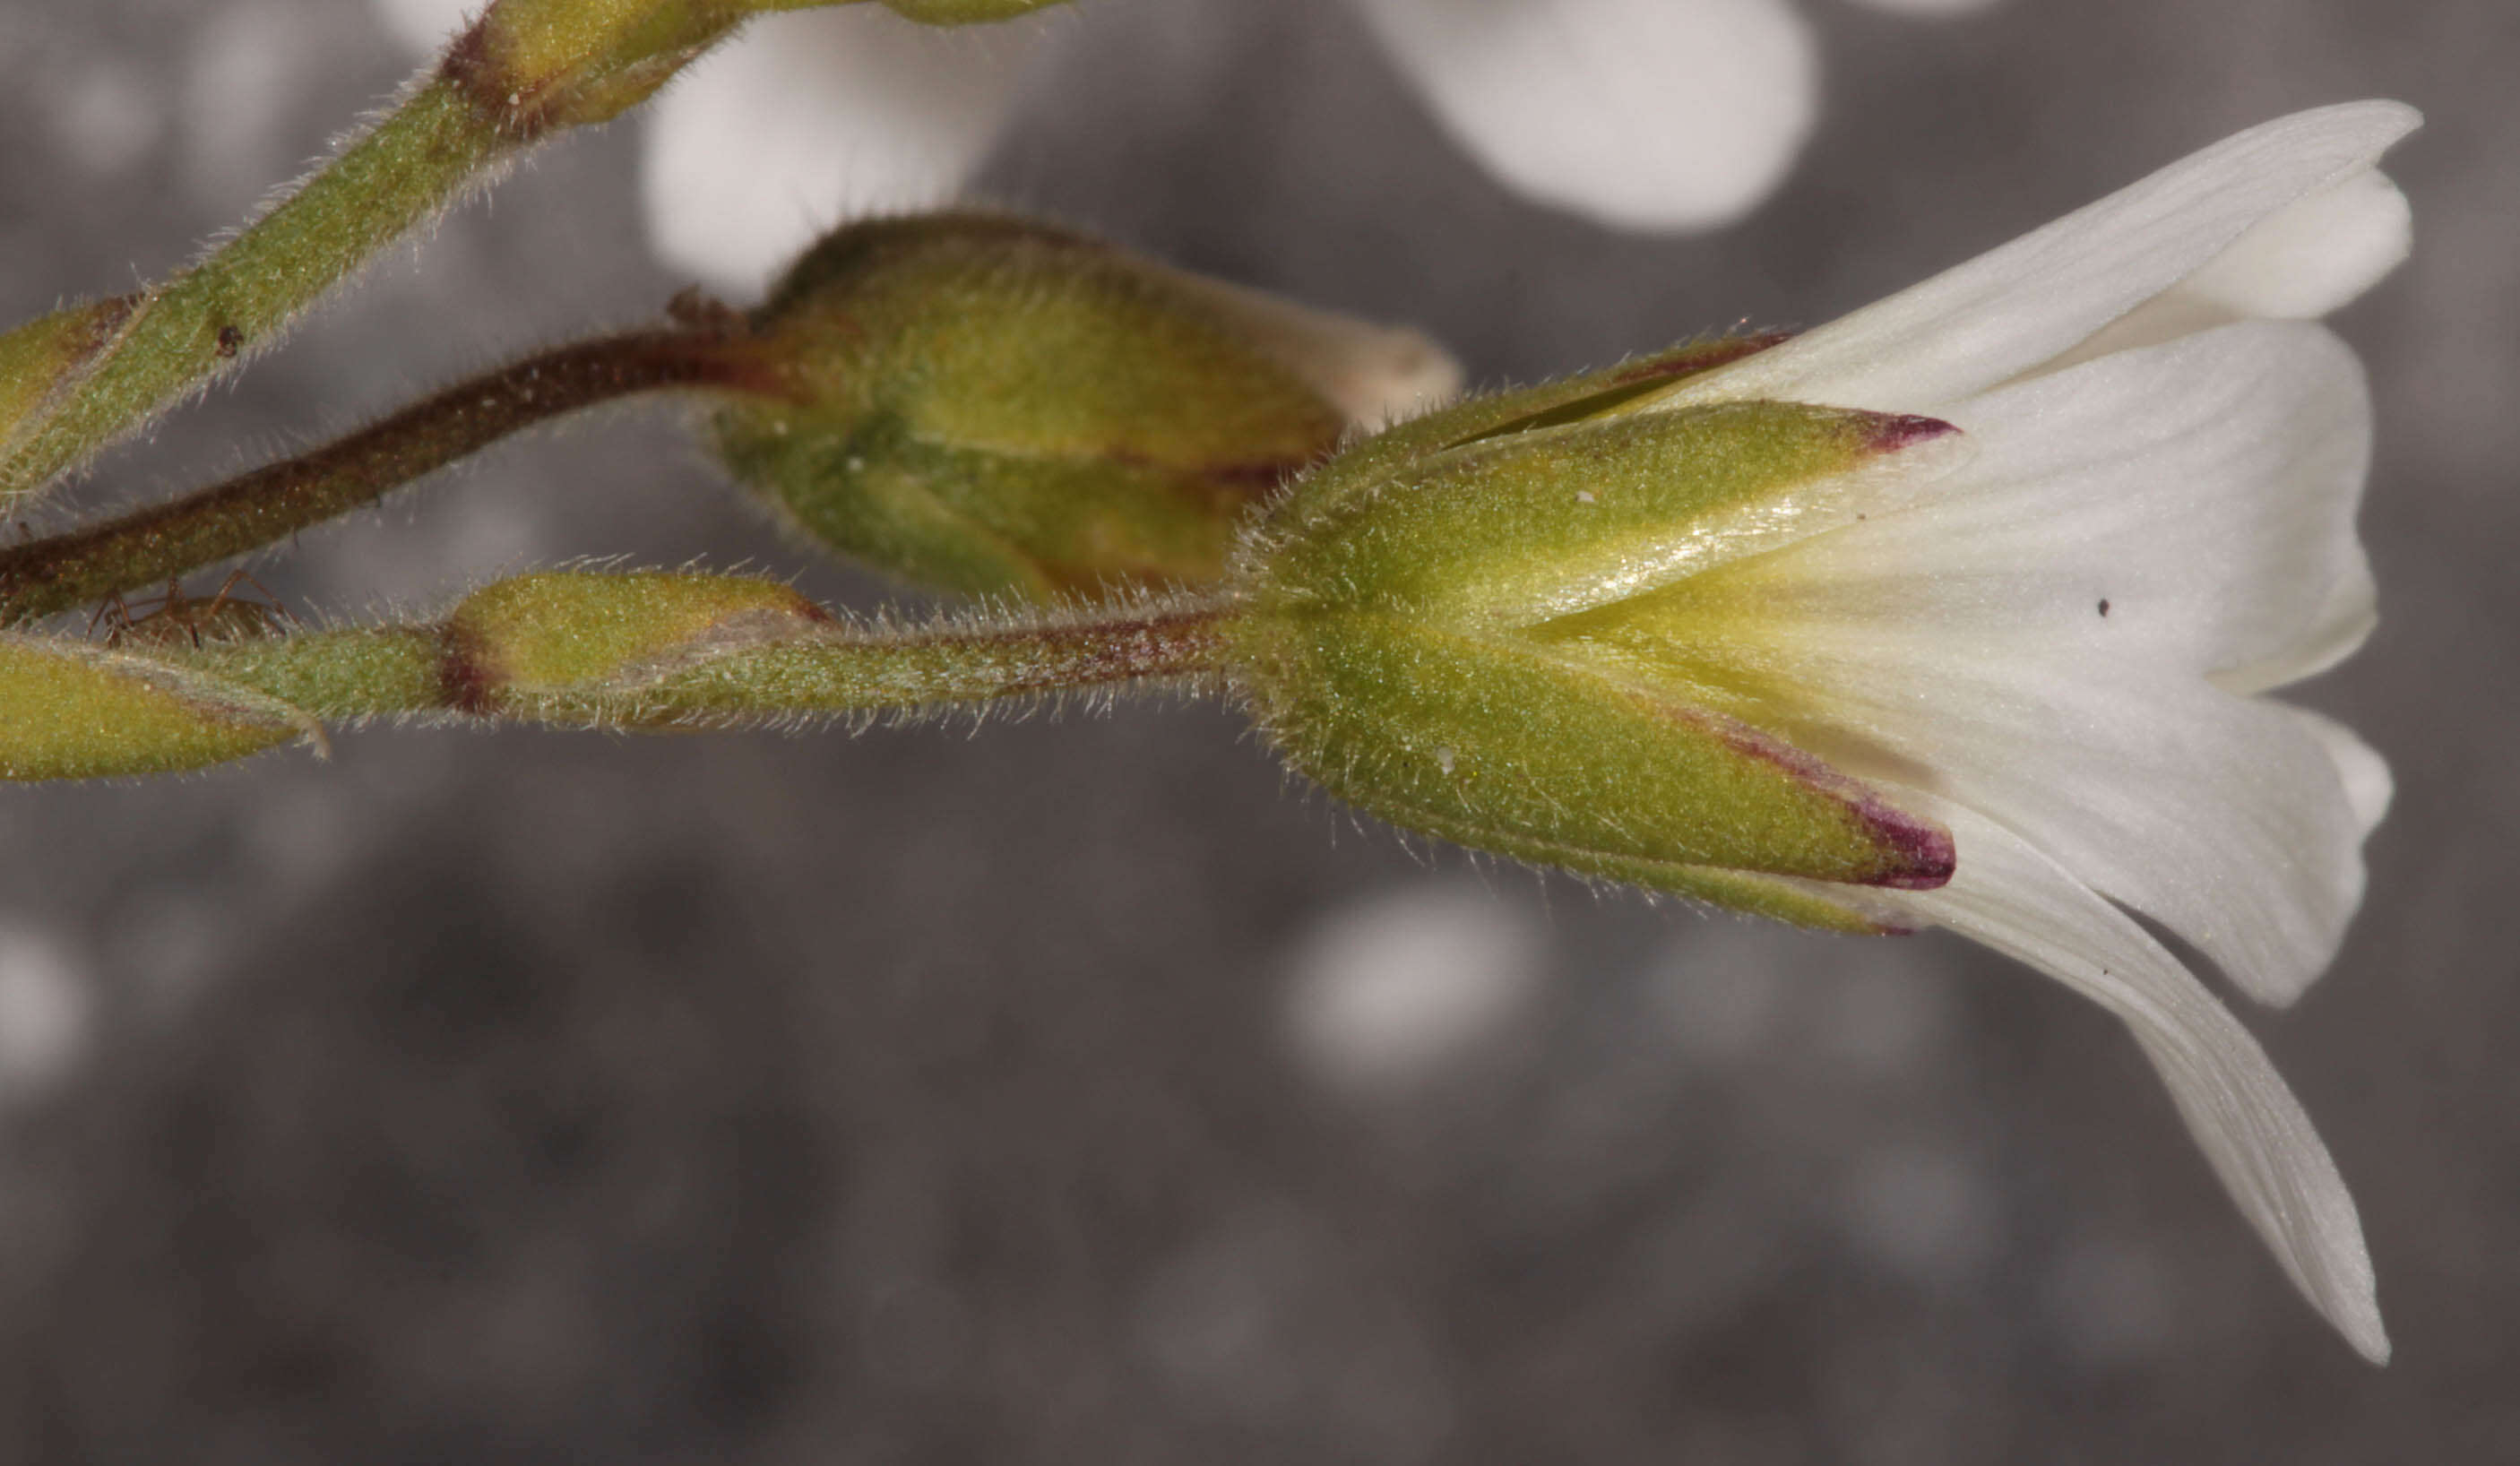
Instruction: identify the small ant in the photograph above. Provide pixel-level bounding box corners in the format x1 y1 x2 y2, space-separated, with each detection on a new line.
90 569 299 650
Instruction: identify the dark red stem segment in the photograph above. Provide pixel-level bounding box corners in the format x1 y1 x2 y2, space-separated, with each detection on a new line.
0 324 782 624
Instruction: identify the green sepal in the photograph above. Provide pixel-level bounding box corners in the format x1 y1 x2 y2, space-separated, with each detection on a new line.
1229 365 1965 908
0 297 134 458
1266 333 1783 526
0 634 319 780
444 571 829 717
1351 783 1917 934
718 411 1256 599
458 0 756 132
1231 608 1951 889
1250 399 1938 632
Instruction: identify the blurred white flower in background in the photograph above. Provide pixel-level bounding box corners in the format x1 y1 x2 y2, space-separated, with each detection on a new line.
0 920 97 1101
1343 0 1987 233
367 0 2004 293
1281 881 1547 1096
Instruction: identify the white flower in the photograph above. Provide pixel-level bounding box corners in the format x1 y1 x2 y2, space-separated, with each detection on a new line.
637 5 1058 296
1344 0 1827 232
368 0 2005 292
1618 100 2418 1360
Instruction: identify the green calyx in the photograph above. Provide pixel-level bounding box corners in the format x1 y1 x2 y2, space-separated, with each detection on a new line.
1229 369 1963 920
712 214 1371 599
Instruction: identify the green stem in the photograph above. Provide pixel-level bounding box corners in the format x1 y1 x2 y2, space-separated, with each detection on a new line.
0 79 520 504
608 600 1238 722
0 320 784 625
0 0 1076 504
181 626 452 722
179 597 1238 725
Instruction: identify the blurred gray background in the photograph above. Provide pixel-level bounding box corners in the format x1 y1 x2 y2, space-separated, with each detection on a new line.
0 0 2513 1461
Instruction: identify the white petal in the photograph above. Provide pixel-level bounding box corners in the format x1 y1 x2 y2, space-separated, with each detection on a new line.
2053 169 2414 369
1661 101 2421 414
367 0 471 54
2212 570 2376 697
1748 644 2374 1008
1840 798 2387 1363
642 8 1056 294
1634 326 2385 1005
2179 168 2416 322
1785 323 2376 687
2287 706 2395 837
1149 272 1465 428
1349 0 1818 230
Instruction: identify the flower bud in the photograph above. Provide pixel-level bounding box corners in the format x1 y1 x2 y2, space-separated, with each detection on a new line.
442 570 829 717
1227 376 1963 931
0 634 319 780
0 296 134 458
710 213 1457 599
451 0 752 133
444 2 1075 136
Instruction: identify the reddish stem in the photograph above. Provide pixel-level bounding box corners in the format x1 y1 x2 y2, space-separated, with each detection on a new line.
0 320 786 624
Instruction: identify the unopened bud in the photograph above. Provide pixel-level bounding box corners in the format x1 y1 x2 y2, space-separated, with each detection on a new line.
0 634 319 780
443 570 829 717
1228 376 1964 931
452 0 746 133
0 296 134 459
452 2 1071 134
710 212 1459 599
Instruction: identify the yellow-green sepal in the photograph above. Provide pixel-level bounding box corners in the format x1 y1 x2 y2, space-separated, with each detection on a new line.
455 0 755 132
1230 607 1953 890
1349 785 1920 934
444 571 829 718
0 634 321 780
1228 359 1966 904
1249 399 1950 633
721 412 1264 599
1268 333 1785 525
0 298 134 460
